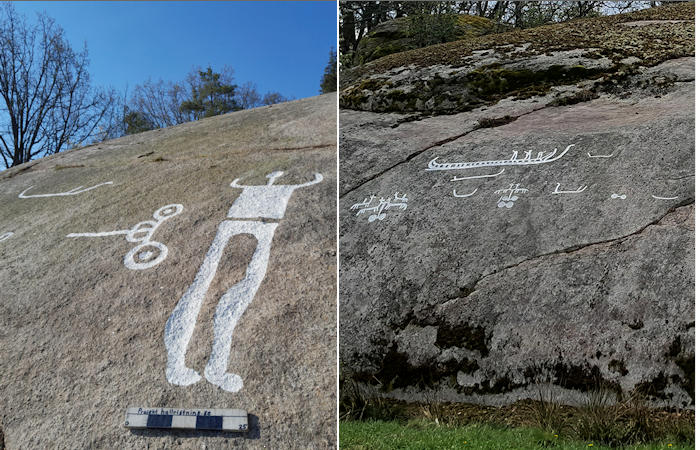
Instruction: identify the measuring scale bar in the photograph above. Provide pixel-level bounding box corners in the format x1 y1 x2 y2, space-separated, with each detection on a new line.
124 407 248 432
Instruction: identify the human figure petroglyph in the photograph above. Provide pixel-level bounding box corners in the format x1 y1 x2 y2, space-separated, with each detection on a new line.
352 192 408 223
67 204 183 270
350 195 375 211
164 171 322 393
426 144 574 171
495 183 528 209
19 181 113 198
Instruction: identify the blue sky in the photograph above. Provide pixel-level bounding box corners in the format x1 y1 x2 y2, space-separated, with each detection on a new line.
13 1 337 100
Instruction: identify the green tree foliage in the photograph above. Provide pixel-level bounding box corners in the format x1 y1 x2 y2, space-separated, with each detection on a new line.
123 109 155 135
180 66 241 119
339 1 658 68
407 12 459 48
320 48 338 94
125 66 289 134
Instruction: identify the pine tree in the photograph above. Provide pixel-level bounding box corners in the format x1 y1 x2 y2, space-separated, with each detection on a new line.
320 48 337 94
180 67 241 119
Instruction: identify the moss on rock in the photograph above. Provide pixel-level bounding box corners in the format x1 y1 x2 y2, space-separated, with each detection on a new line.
341 2 693 115
353 14 498 66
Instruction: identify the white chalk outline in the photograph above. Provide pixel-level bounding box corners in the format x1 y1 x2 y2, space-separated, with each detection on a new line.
165 172 323 393
0 232 13 242
450 168 505 182
67 203 183 270
610 193 627 200
19 181 113 198
551 183 588 195
453 188 478 198
426 144 574 171
652 195 679 200
587 152 614 158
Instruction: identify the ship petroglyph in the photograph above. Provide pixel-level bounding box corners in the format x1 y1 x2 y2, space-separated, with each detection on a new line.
67 203 183 270
426 144 574 172
164 171 322 393
450 168 504 182
551 183 588 195
19 181 114 198
453 188 478 198
652 194 680 200
587 152 614 158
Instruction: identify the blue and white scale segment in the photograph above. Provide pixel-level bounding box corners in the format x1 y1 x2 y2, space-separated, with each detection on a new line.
124 407 248 432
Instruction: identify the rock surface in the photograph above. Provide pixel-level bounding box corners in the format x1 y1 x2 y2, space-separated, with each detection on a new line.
339 5 694 409
0 94 337 448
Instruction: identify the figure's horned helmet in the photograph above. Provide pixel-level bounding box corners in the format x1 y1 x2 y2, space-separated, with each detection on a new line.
227 171 323 220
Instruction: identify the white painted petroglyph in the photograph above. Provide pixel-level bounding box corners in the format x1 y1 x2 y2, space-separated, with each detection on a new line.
551 183 588 195
351 192 408 222
495 183 528 208
426 144 574 171
0 232 13 242
67 203 183 270
652 195 679 200
453 188 478 198
610 193 627 200
350 195 375 211
164 171 322 393
228 172 322 219
450 168 504 182
19 181 113 198
587 152 614 158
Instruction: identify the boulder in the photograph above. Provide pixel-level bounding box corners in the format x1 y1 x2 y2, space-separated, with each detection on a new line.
352 14 497 66
339 4 694 409
0 94 337 447
340 3 694 115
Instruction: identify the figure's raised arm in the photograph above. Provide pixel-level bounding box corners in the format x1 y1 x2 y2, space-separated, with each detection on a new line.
230 178 246 188
296 173 323 188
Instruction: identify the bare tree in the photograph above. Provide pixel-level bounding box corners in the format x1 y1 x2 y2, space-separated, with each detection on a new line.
236 81 262 109
130 79 191 129
261 91 289 106
126 66 289 134
0 3 115 168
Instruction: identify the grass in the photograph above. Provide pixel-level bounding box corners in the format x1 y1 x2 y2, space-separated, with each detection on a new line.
340 420 692 450
339 378 694 449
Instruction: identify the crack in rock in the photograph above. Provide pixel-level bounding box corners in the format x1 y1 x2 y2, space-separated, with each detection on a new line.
447 199 694 304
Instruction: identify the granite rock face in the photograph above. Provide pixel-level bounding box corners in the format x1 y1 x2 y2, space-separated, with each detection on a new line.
339 7 694 408
0 94 337 448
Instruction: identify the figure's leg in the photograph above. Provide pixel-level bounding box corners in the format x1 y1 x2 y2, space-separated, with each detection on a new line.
164 220 237 386
204 221 278 392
